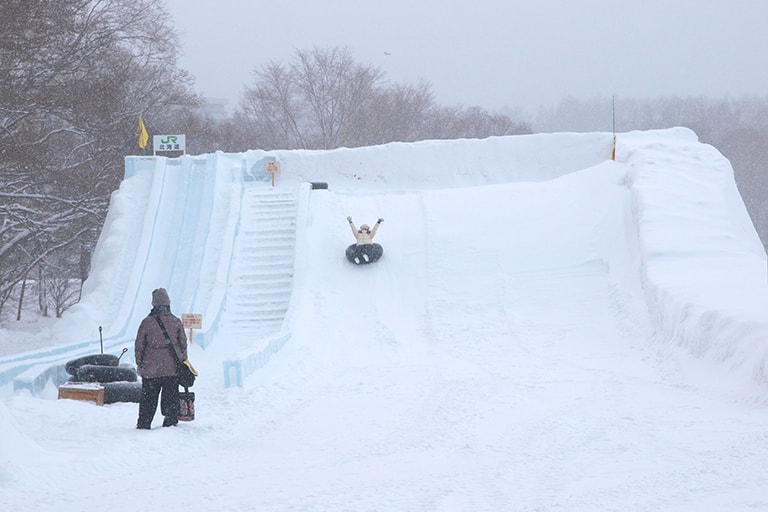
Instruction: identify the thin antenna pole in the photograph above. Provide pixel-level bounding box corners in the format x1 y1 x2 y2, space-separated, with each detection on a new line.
611 95 617 161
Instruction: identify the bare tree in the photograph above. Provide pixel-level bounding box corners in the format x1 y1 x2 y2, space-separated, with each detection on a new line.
236 46 531 151
353 81 435 145
0 0 197 315
293 47 384 149
239 62 309 149
239 47 384 150
47 276 81 319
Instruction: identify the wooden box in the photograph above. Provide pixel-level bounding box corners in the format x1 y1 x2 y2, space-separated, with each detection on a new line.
58 383 105 406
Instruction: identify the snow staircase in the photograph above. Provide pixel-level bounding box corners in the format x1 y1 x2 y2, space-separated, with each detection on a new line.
219 184 297 346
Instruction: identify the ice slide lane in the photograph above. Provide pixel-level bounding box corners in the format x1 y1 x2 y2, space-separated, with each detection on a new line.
0 154 245 392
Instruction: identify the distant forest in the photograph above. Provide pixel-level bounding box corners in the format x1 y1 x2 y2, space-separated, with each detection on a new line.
2 0 766 320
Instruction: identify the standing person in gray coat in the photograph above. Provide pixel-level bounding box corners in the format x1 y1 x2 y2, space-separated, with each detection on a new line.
135 288 188 429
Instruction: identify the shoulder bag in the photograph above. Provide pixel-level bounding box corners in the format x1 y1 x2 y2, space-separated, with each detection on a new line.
153 315 198 389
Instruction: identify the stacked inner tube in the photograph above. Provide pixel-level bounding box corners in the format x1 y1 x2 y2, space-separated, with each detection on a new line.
75 364 137 383
65 353 142 404
65 354 119 375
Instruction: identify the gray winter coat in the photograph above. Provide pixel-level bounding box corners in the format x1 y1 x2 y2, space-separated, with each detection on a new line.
134 310 188 379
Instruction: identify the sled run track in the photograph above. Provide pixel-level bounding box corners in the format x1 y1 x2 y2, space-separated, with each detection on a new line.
5 129 768 509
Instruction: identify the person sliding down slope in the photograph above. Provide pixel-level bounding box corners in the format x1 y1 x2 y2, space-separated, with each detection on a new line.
345 217 383 265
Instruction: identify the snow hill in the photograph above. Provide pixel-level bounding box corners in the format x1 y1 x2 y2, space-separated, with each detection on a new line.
2 127 768 510
3 127 767 395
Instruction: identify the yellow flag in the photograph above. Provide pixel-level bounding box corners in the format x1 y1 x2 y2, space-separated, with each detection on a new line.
138 116 149 149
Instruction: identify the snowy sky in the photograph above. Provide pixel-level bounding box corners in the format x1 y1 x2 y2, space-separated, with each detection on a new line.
3 128 768 509
164 0 768 113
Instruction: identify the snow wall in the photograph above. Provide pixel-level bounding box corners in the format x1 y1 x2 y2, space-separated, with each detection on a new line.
2 128 768 398
621 129 768 395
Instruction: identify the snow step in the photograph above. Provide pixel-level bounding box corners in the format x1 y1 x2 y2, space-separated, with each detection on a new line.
217 183 298 347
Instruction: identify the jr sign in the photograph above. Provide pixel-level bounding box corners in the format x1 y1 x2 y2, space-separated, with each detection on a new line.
153 134 186 154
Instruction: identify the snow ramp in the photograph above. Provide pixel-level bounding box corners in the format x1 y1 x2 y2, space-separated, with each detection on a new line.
270 128 768 406
2 132 614 393
4 128 768 402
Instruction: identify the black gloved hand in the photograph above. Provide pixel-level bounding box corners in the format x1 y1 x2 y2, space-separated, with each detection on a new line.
377 218 383 223
347 216 352 222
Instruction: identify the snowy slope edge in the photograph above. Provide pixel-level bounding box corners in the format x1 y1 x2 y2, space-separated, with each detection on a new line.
624 127 768 399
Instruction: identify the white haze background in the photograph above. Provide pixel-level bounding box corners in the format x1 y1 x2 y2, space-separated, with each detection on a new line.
2 128 768 510
165 0 768 113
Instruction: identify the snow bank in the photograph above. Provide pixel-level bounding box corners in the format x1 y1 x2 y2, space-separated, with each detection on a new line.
622 127 768 398
260 131 615 188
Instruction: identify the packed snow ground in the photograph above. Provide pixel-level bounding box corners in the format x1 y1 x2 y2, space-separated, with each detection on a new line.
2 128 768 511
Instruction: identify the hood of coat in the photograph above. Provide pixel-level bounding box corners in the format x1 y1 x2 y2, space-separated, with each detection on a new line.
152 288 171 307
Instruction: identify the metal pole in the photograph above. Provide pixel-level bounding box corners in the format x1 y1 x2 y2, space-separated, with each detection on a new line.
99 325 103 354
611 95 617 161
